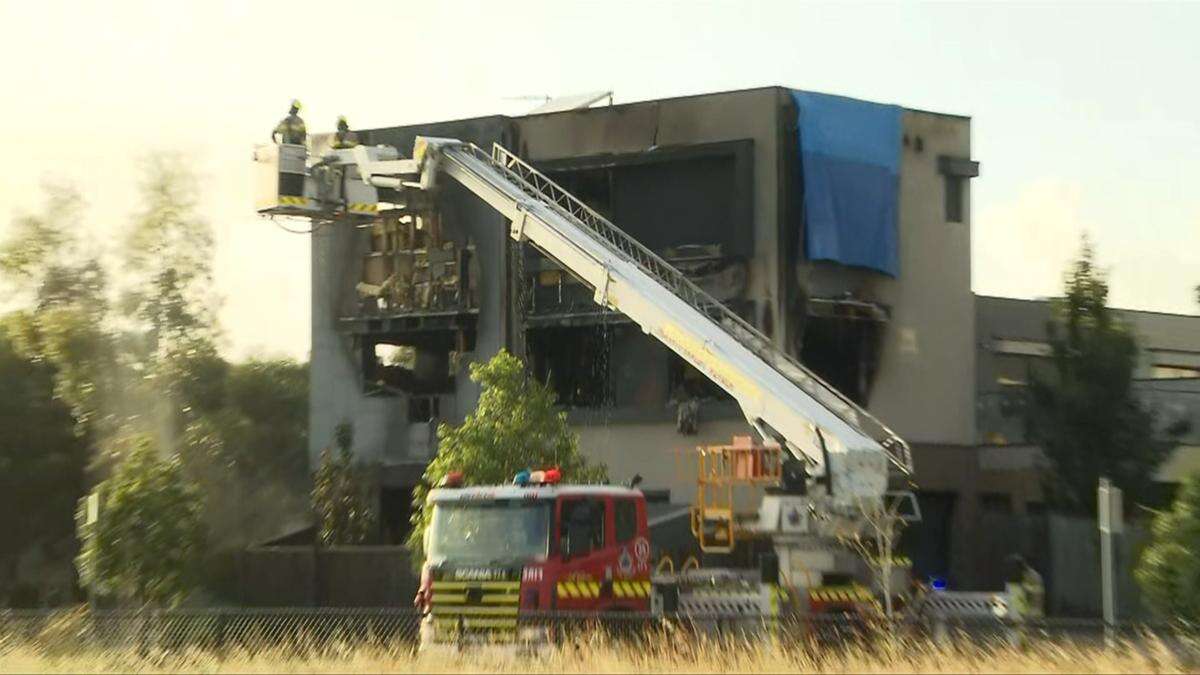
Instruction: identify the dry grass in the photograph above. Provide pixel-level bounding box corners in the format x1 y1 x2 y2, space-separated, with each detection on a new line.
1 631 1193 674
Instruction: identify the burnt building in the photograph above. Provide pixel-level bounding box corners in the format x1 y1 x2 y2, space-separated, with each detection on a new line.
311 86 988 580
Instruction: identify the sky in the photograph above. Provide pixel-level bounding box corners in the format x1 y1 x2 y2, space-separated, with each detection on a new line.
1 1 1197 361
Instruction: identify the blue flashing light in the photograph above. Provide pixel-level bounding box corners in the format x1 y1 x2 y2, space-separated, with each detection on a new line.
513 469 531 486
930 576 947 592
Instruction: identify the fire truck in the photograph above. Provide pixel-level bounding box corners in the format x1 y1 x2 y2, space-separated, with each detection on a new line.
413 467 790 650
415 474 652 645
255 134 922 650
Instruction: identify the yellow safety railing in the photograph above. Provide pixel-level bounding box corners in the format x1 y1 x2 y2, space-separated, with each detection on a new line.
690 437 782 553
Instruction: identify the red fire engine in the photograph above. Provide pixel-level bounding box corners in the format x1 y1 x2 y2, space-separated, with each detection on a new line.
415 470 667 647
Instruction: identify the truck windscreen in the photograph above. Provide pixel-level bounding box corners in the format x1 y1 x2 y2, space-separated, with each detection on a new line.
428 499 551 565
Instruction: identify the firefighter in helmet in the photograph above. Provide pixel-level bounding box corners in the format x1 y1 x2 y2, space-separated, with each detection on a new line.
331 115 360 149
1006 554 1044 620
1004 553 1044 647
272 99 307 145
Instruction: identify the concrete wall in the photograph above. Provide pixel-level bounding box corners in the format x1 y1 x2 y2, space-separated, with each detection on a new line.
515 93 978 498
576 418 755 508
806 110 977 448
311 89 980 505
514 89 784 497
516 88 784 336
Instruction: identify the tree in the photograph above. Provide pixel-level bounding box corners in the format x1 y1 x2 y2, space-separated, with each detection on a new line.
1136 472 1200 623
834 496 909 619
0 184 122 444
0 158 219 461
312 423 377 546
180 358 310 550
405 349 607 560
76 436 206 606
0 184 109 605
2 166 312 603
1028 237 1170 513
0 324 89 605
0 182 84 292
118 154 219 452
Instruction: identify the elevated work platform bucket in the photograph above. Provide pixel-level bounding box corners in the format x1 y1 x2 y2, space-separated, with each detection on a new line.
690 436 782 553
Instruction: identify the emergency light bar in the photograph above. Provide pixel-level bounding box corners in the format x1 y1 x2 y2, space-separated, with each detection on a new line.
513 467 561 486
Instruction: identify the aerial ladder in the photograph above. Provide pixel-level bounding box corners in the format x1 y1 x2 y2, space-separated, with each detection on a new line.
256 137 918 606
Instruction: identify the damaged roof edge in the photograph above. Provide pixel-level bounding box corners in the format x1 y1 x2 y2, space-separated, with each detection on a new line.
356 113 515 140
518 85 972 122
356 86 970 138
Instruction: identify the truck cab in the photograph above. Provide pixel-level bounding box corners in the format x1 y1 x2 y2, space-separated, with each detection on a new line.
417 480 651 647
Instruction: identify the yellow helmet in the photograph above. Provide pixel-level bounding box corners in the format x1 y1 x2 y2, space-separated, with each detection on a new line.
337 115 348 127
290 98 302 111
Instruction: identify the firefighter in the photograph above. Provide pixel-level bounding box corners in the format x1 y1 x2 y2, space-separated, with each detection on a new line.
1005 554 1044 647
272 99 307 145
331 116 360 149
1020 557 1045 619
1005 554 1044 619
670 383 700 435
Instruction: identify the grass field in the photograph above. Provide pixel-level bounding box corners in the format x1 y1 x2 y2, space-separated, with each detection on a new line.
1 633 1192 674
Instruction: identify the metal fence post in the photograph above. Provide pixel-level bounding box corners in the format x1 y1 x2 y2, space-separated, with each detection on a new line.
1098 477 1122 648
932 610 948 645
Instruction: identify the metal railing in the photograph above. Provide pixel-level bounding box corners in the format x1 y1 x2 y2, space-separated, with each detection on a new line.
443 142 912 474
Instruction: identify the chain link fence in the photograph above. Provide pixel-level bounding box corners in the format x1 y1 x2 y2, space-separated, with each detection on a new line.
0 607 1193 659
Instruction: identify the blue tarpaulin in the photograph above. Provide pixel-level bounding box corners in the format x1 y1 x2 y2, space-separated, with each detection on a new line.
791 90 902 277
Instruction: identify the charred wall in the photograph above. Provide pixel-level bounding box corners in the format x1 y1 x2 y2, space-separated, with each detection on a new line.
309 116 514 475
512 89 781 439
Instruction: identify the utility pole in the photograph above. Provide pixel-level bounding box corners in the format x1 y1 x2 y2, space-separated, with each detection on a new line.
1098 477 1123 647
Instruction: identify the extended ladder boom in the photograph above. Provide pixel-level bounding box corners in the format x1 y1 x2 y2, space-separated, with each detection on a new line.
363 138 912 501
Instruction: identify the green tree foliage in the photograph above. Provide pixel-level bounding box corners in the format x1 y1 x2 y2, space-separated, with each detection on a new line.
187 359 309 484
312 423 377 546
1 163 311 605
180 358 310 549
112 158 309 554
76 436 206 606
1136 472 1200 622
118 155 219 452
0 185 121 441
405 349 607 560
0 182 80 285
0 326 89 603
1028 238 1170 513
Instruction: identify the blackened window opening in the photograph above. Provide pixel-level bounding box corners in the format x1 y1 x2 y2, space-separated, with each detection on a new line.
798 316 883 406
363 334 458 396
945 175 964 223
527 325 615 408
667 354 733 403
